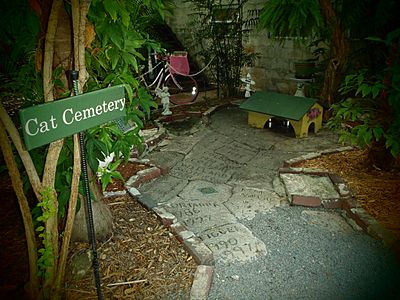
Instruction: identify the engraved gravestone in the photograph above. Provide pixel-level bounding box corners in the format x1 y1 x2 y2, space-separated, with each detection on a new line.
159 134 203 155
280 173 340 201
145 151 184 170
215 140 258 164
171 152 238 183
178 180 232 202
139 175 188 204
199 223 267 263
224 186 283 220
163 197 237 234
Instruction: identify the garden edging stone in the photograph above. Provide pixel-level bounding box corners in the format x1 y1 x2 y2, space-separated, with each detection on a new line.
282 147 400 254
130 189 215 299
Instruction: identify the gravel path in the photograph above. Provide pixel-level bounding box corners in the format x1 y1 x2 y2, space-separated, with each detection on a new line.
209 206 399 300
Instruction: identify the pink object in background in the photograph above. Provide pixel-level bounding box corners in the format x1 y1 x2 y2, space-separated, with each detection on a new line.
169 53 190 75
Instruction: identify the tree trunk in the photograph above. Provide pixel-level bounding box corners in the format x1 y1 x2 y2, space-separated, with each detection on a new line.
0 120 39 299
319 0 349 107
0 104 42 199
53 2 73 97
41 0 63 296
368 140 395 171
53 1 92 298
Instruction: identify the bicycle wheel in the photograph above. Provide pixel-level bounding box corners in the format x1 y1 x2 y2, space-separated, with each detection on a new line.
164 74 199 105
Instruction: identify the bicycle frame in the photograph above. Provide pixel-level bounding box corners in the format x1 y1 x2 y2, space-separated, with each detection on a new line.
140 51 199 105
144 60 184 93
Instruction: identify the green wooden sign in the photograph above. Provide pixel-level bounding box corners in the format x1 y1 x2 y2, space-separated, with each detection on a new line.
19 85 126 150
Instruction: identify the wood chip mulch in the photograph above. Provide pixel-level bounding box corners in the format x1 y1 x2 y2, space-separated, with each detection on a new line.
66 195 197 299
293 149 400 238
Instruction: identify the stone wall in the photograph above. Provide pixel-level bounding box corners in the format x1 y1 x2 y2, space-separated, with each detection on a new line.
165 0 315 95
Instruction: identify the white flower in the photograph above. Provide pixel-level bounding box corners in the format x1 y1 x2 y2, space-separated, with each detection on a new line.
97 152 115 177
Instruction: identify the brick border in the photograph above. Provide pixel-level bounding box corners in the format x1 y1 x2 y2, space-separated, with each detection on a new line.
281 147 400 256
278 167 353 209
102 123 167 198
128 190 215 299
103 101 244 298
102 103 231 298
103 159 163 198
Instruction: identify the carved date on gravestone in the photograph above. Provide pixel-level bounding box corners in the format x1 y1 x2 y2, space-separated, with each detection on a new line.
165 200 236 234
199 223 267 263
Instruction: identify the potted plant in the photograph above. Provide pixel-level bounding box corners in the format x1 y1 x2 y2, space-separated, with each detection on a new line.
294 59 317 79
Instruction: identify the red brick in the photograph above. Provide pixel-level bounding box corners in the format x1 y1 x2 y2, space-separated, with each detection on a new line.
342 198 357 210
153 207 177 226
292 195 321 207
157 164 170 175
321 198 343 209
132 167 162 187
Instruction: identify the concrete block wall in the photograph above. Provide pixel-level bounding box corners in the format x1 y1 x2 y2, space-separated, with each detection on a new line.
166 0 314 95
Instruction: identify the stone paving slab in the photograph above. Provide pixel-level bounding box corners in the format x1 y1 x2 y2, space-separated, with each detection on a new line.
159 134 203 155
194 130 232 152
248 150 302 170
280 173 340 205
272 176 287 197
224 186 283 220
227 177 274 191
162 197 237 234
139 175 188 204
198 223 267 264
178 180 232 202
214 140 259 164
170 152 238 184
145 150 184 170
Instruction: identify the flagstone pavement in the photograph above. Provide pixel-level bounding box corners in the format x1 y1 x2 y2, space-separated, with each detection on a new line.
136 106 400 300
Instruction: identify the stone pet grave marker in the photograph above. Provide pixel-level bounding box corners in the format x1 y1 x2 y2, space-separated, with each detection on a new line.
199 223 267 264
224 186 282 220
280 173 340 206
163 197 237 234
171 152 237 183
178 180 232 202
140 175 188 204
215 140 258 164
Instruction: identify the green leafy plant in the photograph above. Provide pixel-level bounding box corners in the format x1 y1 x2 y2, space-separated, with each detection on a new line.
0 1 171 298
83 0 168 190
328 29 400 169
258 0 324 41
0 0 40 74
256 0 393 106
35 187 57 280
97 159 124 192
183 0 257 98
